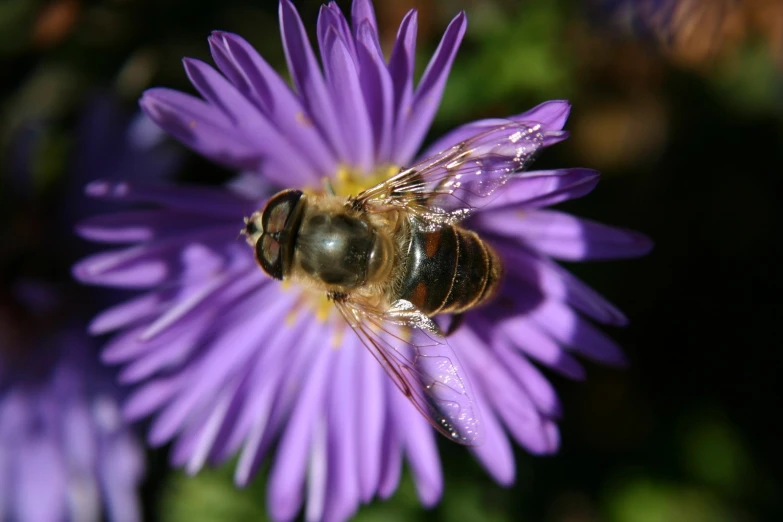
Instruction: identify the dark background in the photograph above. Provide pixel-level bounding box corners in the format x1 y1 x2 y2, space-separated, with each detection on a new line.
1 0 781 520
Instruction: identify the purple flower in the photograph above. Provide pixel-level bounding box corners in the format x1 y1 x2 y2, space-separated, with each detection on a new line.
0 283 144 522
0 96 168 522
74 1 652 520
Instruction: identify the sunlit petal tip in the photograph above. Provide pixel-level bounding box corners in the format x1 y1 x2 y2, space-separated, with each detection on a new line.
543 129 570 147
520 99 572 131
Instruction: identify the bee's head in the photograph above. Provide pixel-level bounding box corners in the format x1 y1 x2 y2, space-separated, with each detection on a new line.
244 189 304 280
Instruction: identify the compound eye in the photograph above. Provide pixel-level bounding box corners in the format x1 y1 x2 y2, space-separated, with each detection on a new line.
261 190 304 235
255 189 304 280
257 235 283 280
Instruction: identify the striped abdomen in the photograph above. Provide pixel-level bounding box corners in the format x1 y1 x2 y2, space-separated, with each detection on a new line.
398 224 503 316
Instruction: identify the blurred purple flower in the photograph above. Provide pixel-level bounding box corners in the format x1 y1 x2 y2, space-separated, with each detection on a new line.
0 96 174 521
73 1 651 520
0 294 143 522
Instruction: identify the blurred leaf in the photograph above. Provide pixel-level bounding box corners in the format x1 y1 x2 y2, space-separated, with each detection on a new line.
437 0 573 122
161 463 267 522
0 0 38 55
711 42 783 115
680 411 752 494
607 478 732 522
30 128 70 192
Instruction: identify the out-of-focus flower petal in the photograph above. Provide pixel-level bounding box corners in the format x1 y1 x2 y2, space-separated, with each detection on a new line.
480 168 600 211
356 347 385 502
393 12 467 164
208 31 338 177
388 9 417 158
351 0 378 38
420 100 572 158
467 386 516 485
478 209 654 260
356 23 394 163
183 58 321 186
279 0 346 160
140 88 262 171
394 393 442 507
322 31 374 173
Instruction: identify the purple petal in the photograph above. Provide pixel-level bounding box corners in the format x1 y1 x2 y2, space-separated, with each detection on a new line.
82 179 253 219
454 328 556 455
0 446 7 510
322 30 374 173
17 438 67 521
138 270 229 342
351 0 378 37
377 384 403 499
394 391 442 507
388 9 417 160
140 88 262 171
420 100 572 160
77 210 218 244
394 12 467 165
493 243 628 326
73 248 169 288
183 58 320 186
480 209 654 261
208 31 338 177
117 323 205 384
356 22 394 163
149 284 296 445
279 0 346 160
89 292 161 335
466 386 515 485
529 299 628 366
182 377 244 474
322 341 361 522
317 3 357 65
305 422 328 522
522 99 572 131
232 316 324 478
99 432 144 522
479 168 600 211
492 335 562 417
73 226 234 288
62 399 97 471
123 373 188 423
219 314 311 468
498 316 586 380
357 346 385 502
266 324 333 521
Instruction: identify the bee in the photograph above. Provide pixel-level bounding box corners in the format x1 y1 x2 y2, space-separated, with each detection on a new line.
243 122 549 444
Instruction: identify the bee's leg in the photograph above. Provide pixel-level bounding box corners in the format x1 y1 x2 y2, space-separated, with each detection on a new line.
445 313 464 337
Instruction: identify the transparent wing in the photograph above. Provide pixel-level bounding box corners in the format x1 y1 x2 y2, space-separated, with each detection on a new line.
351 121 551 231
332 295 482 445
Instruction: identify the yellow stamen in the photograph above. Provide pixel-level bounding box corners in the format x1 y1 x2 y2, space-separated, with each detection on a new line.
330 164 399 197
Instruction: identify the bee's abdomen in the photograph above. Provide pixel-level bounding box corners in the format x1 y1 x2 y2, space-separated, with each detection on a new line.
399 225 503 316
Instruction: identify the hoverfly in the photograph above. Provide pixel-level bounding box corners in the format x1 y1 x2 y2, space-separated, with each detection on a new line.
242 121 554 444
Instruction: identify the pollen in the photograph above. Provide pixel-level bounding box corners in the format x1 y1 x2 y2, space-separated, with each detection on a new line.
331 327 344 349
330 164 400 197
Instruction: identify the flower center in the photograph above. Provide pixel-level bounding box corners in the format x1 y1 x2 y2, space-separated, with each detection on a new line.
330 165 400 197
